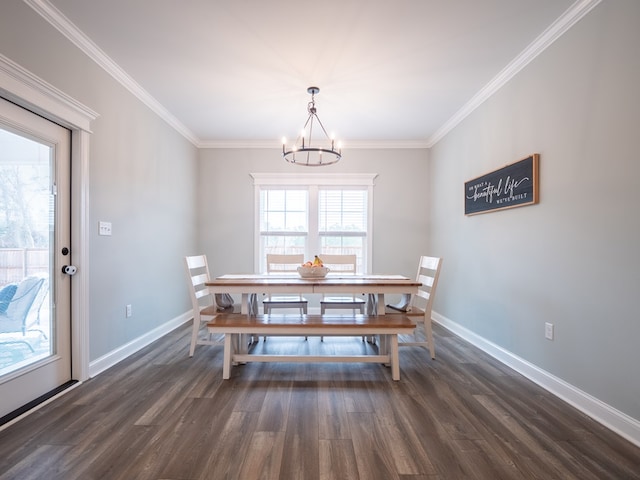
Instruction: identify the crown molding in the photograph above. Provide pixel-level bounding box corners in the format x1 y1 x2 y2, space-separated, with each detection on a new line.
197 139 430 149
426 0 602 148
24 0 200 146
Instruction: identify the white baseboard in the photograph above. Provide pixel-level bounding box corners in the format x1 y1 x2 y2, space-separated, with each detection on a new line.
432 311 640 448
89 311 191 378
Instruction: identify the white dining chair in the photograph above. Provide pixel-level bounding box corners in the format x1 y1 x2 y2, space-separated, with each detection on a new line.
184 254 239 357
262 254 308 314
386 255 442 359
319 254 366 314
316 254 366 342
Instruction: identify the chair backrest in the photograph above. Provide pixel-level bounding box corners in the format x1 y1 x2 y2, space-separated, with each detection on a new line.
318 254 363 307
318 254 357 274
184 255 214 312
266 254 304 274
410 256 443 316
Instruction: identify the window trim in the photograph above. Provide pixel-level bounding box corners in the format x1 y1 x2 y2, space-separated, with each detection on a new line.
251 172 378 187
251 173 377 273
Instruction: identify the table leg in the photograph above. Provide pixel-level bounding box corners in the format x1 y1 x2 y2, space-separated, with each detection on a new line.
223 334 233 379
241 293 249 314
390 334 400 381
377 293 386 315
364 294 380 342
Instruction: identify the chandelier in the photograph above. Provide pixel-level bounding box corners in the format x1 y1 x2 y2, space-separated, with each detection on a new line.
282 86 342 166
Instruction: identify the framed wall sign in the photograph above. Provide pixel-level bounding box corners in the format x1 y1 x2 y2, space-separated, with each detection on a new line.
464 154 539 215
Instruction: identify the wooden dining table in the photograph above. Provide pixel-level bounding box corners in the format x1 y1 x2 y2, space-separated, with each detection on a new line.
205 273 421 379
206 273 421 314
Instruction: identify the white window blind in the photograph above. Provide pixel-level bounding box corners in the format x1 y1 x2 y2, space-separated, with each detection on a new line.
318 189 367 272
319 189 367 233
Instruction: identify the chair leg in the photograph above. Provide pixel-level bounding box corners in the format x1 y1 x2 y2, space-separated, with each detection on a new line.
424 317 435 359
189 317 200 357
263 304 269 341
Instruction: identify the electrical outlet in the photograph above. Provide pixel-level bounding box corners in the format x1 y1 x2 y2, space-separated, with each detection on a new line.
545 322 554 340
126 304 132 318
99 221 112 236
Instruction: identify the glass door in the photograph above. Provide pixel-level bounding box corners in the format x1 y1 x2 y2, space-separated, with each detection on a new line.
0 97 72 420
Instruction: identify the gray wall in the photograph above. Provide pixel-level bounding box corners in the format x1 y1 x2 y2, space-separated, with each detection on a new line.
0 0 199 360
428 0 640 421
197 148 429 284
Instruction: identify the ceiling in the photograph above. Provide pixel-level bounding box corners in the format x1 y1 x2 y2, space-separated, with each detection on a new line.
41 0 582 148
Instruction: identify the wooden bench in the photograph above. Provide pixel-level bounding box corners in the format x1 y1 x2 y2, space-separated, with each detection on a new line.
207 313 416 381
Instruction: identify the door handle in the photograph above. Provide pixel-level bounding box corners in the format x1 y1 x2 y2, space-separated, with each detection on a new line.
62 265 77 275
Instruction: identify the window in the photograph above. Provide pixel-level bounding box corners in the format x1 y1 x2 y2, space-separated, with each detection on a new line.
259 188 308 258
318 188 368 267
252 173 376 273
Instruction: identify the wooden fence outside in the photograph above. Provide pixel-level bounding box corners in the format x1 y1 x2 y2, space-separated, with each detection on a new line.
0 248 49 285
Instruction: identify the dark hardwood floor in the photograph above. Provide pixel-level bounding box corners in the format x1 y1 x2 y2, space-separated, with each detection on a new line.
0 323 638 479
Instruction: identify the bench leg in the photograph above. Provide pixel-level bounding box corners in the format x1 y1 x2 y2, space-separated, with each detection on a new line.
223 334 234 379
389 334 400 381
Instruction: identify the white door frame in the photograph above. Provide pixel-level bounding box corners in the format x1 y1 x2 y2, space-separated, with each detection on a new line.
0 53 98 382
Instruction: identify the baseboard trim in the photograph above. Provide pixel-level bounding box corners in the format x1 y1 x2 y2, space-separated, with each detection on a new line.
89 312 191 378
432 311 640 448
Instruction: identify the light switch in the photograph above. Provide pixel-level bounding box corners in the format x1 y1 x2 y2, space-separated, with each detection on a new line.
99 221 112 236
